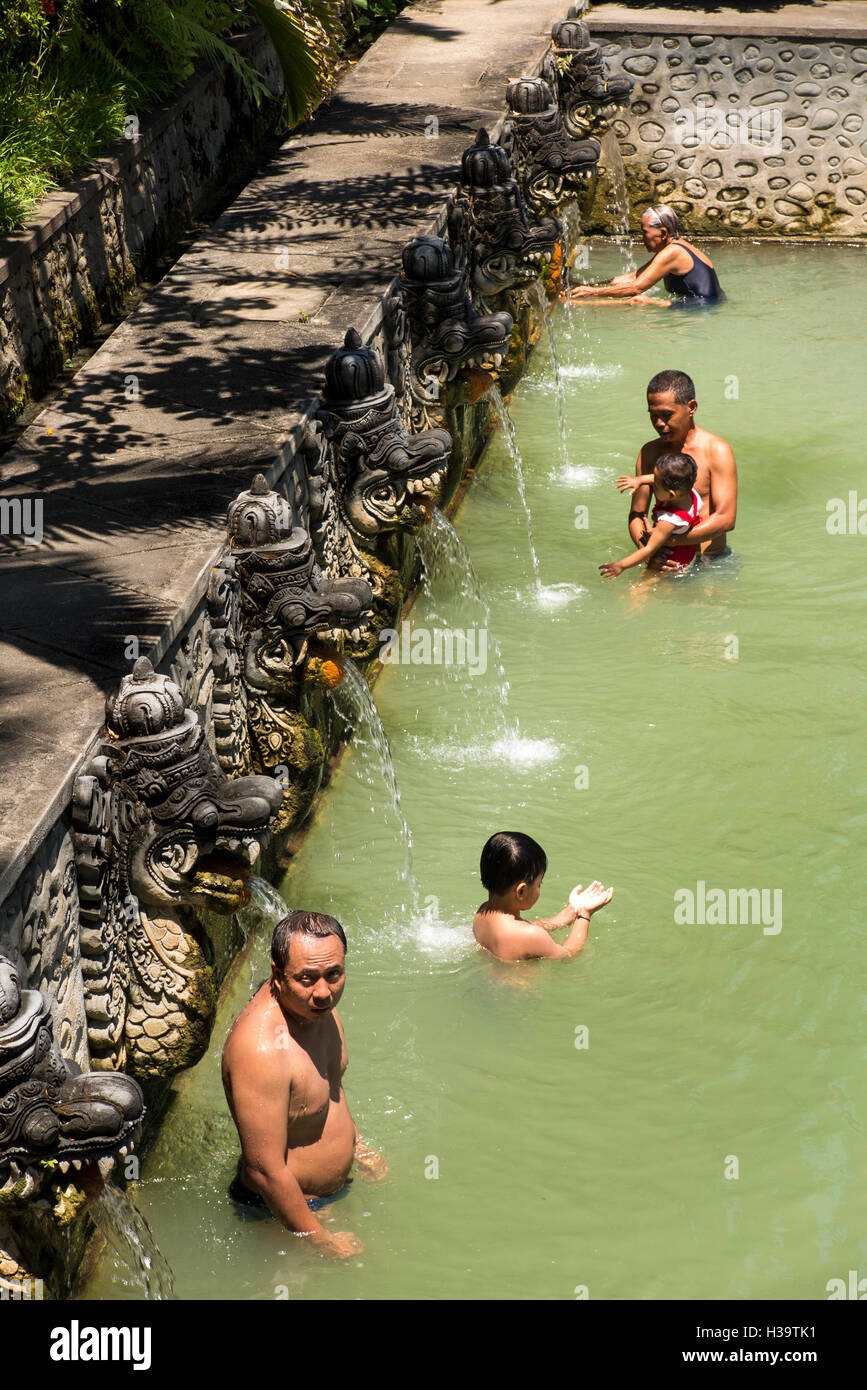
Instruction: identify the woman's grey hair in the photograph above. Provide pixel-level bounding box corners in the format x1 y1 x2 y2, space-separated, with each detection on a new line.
645 204 680 237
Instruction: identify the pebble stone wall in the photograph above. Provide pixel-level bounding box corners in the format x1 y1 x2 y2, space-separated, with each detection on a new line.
595 31 867 237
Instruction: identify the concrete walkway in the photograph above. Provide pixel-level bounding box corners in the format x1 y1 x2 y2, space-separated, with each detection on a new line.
0 0 571 902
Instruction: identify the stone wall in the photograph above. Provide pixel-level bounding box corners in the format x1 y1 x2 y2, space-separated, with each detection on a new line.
591 31 867 237
0 30 284 426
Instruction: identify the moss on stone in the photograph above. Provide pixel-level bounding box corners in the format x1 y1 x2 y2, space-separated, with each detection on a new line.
0 370 31 427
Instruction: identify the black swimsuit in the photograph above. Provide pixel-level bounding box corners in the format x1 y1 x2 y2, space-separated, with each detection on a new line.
664 245 724 305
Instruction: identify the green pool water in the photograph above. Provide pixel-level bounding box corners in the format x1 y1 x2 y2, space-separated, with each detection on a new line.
85 240 867 1301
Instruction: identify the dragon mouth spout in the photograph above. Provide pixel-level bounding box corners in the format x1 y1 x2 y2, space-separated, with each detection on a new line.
189 847 253 912
0 958 145 1195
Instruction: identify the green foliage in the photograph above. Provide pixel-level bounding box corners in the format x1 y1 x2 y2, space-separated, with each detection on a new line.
348 0 409 48
0 0 348 231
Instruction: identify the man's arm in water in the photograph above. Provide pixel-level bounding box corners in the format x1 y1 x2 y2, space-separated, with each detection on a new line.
354 1126 388 1179
226 1038 357 1257
340 1013 388 1180
533 902 581 932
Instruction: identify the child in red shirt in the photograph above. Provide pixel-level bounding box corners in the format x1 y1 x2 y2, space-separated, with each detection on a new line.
599 452 701 578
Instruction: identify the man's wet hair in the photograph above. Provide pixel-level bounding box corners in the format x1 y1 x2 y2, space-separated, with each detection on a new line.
480 832 547 896
272 910 347 973
647 370 696 405
655 451 698 493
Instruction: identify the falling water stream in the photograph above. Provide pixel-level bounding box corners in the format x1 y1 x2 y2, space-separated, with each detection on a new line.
87 1184 176 1300
489 380 584 611
530 281 569 468
331 659 418 911
601 130 635 267
416 507 488 616
488 382 542 595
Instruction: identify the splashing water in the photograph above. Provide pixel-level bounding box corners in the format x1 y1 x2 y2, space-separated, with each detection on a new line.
421 729 561 770
331 660 417 910
87 1184 176 1301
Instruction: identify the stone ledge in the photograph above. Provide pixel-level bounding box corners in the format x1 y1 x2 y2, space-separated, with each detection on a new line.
587 2 867 41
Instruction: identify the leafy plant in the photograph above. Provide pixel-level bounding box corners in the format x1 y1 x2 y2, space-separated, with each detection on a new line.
348 0 406 48
0 0 350 231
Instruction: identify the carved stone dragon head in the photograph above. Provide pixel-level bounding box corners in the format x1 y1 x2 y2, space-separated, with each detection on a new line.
208 475 374 832
503 77 601 217
98 658 282 914
227 475 373 662
387 236 513 403
72 659 283 1076
544 17 634 140
319 330 451 542
447 129 562 303
0 954 144 1294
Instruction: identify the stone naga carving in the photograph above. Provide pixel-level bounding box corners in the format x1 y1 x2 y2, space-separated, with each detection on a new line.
72 658 282 1080
448 129 562 311
305 329 450 661
502 77 601 217
208 474 373 834
0 955 144 1294
543 15 634 140
384 235 512 499
385 235 512 408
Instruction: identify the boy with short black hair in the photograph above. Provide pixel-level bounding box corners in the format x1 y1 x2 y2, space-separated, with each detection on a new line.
600 451 702 578
473 831 613 962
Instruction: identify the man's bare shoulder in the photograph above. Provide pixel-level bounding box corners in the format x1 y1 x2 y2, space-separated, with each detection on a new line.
694 425 735 461
223 983 287 1073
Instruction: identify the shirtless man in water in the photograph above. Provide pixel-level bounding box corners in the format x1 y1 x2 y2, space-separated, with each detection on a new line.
222 910 386 1261
617 369 737 565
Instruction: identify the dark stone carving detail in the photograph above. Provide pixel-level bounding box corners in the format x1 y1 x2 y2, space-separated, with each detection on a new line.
384 236 512 496
387 236 513 403
447 129 561 306
307 329 451 659
502 77 601 216
0 956 143 1169
209 474 373 833
71 659 282 1079
0 955 144 1293
543 16 634 140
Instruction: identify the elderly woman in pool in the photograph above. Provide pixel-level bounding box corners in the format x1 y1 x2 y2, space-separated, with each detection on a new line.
560 204 724 307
